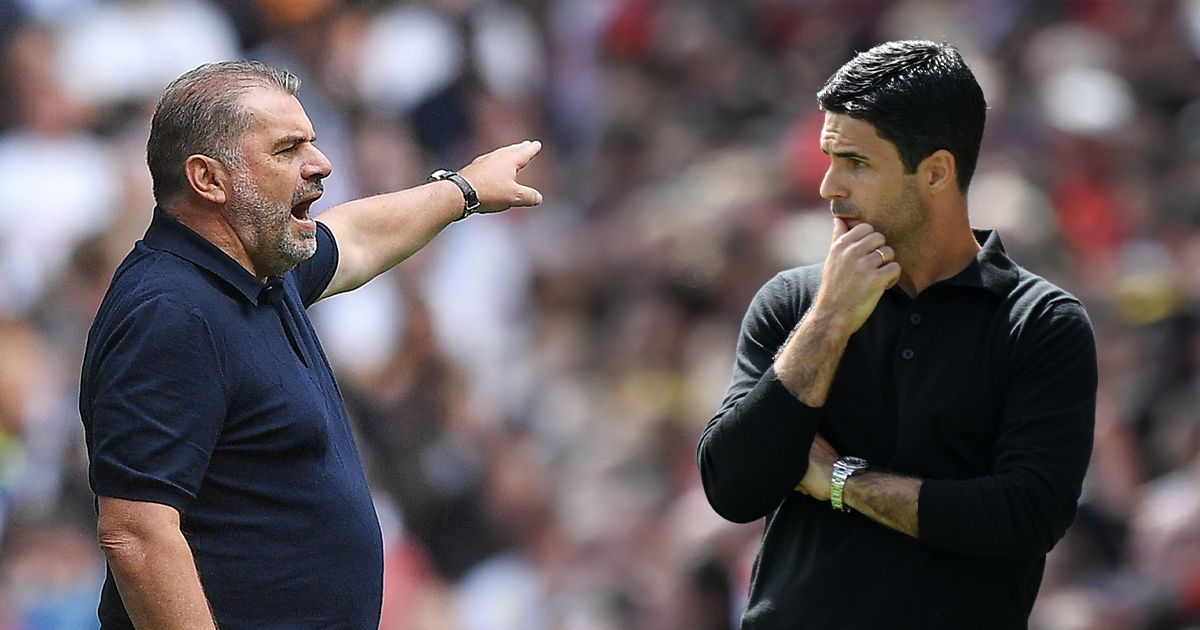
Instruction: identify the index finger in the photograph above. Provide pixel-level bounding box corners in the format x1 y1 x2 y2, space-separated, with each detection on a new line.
832 216 849 240
512 139 542 170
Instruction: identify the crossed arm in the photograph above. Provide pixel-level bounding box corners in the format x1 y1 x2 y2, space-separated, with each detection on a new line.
765 217 920 538
698 219 1096 561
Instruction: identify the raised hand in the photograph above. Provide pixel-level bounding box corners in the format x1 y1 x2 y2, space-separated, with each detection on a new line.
810 217 900 336
458 140 544 214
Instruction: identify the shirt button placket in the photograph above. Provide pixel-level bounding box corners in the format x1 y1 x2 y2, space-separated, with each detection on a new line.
901 310 920 361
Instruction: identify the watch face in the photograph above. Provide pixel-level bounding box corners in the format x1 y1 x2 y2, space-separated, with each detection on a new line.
839 456 869 470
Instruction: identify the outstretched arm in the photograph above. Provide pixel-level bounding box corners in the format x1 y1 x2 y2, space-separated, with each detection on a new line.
317 140 543 300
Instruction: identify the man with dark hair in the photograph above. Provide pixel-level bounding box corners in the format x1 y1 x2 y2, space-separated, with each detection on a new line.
80 61 542 629
697 40 1096 628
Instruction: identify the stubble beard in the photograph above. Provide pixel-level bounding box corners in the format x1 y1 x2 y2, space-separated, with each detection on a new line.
833 177 929 256
229 172 317 278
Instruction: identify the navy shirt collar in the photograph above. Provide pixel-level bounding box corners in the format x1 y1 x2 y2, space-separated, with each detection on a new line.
143 207 268 305
939 228 1020 297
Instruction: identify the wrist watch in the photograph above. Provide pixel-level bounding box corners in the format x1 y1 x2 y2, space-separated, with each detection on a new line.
830 456 869 512
428 169 480 221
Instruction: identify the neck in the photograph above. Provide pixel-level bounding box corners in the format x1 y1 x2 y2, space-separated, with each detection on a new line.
164 202 267 282
894 211 980 297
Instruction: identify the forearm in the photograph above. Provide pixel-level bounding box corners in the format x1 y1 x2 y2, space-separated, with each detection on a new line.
917 472 1081 562
317 140 543 300
699 368 823 522
98 497 217 629
844 469 921 538
102 526 216 629
772 307 853 407
318 181 463 298
846 467 1080 561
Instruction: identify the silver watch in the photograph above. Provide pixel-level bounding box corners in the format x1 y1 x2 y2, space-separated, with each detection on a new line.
830 456 869 512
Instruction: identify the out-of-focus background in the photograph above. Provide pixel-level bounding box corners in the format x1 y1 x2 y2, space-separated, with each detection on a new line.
1 0 1199 628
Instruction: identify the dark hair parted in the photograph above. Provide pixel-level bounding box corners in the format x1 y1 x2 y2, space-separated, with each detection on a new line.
817 40 986 192
146 61 300 205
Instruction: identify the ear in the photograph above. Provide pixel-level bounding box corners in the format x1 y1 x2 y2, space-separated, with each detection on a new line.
184 154 230 205
918 149 957 195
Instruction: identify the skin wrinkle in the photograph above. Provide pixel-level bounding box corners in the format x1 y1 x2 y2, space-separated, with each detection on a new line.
227 157 321 277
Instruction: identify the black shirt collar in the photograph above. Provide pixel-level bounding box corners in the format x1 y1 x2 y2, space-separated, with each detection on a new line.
940 228 1020 297
142 207 267 305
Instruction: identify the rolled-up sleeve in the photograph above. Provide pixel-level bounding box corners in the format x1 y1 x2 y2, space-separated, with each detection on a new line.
918 300 1097 561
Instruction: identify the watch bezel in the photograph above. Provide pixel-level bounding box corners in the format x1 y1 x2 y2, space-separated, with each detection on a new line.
835 456 869 472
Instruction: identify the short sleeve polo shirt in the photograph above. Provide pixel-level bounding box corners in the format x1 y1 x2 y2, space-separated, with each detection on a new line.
80 208 383 629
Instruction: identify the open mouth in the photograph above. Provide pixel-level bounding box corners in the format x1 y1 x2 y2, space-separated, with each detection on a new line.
291 199 314 221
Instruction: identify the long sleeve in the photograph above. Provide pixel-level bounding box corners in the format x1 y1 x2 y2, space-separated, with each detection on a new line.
698 270 825 523
918 300 1097 561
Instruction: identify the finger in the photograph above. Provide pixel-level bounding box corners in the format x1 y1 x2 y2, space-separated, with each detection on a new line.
510 185 543 207
513 140 542 170
843 222 876 240
875 245 894 263
852 232 886 254
878 261 902 287
832 216 849 240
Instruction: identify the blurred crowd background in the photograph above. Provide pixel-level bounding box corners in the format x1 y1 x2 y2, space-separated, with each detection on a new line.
1 0 1199 628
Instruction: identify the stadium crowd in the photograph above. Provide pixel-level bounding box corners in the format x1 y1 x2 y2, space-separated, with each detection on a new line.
0 0 1198 628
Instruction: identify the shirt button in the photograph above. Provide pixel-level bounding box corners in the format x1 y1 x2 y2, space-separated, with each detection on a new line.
909 313 922 325
901 348 915 360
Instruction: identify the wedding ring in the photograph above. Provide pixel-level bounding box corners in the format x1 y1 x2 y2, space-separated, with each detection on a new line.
874 248 886 264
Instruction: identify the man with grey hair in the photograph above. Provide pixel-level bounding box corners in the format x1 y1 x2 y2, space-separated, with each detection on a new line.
80 61 543 628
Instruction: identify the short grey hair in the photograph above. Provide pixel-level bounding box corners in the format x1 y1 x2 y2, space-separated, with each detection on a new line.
147 60 300 205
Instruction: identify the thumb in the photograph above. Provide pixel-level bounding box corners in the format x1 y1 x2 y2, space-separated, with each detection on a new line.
512 185 543 207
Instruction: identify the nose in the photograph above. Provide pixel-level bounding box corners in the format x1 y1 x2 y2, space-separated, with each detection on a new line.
302 146 333 180
819 165 846 201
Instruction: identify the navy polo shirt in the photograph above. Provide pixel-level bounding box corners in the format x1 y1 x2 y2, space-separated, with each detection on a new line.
80 208 383 629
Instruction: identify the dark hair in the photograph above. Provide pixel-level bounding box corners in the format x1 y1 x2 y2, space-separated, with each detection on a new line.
817 40 986 192
147 60 300 204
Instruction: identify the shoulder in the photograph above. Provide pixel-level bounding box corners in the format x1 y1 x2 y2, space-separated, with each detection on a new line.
751 264 822 309
94 244 228 337
739 264 822 334
1007 266 1091 327
1000 266 1095 359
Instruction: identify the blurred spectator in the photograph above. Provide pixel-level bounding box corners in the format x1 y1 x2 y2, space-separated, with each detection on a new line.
3 1 1200 629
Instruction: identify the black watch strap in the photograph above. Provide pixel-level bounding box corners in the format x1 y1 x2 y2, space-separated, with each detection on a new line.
428 169 480 221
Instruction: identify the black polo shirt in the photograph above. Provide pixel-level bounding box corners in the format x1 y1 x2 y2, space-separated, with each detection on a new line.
80 208 383 629
698 230 1097 629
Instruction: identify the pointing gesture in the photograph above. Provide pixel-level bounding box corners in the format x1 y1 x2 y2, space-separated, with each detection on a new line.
459 140 545 213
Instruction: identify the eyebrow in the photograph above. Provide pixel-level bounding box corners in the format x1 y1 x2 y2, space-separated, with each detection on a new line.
271 134 316 151
821 147 870 162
